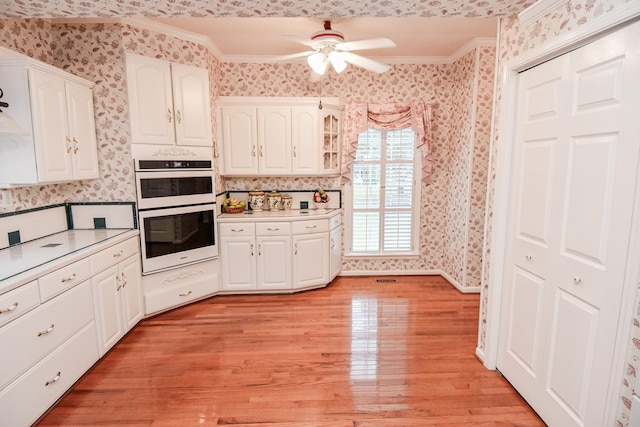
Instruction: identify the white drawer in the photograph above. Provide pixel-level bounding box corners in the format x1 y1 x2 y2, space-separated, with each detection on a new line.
329 212 341 230
219 222 254 237
38 258 91 302
0 281 40 327
292 219 328 235
0 322 99 427
255 222 291 236
89 236 139 274
145 272 219 315
0 281 94 390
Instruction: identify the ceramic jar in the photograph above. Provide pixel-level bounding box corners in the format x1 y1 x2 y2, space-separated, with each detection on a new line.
248 190 265 212
266 190 282 211
281 194 292 210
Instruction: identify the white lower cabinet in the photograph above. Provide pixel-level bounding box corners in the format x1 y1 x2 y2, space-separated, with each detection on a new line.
330 219 342 281
220 222 291 291
143 259 220 315
0 231 141 427
256 223 291 290
219 213 340 293
0 322 98 427
91 254 143 356
292 226 329 290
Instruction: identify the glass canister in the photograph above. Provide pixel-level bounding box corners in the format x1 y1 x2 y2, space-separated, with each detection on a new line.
248 190 265 212
266 190 282 211
280 194 292 210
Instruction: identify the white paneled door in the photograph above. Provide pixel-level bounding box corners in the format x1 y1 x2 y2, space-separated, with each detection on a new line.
497 21 640 426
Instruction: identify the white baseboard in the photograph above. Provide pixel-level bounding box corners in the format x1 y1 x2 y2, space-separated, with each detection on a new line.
339 269 481 293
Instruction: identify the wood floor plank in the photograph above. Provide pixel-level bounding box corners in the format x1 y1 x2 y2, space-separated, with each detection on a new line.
35 276 544 426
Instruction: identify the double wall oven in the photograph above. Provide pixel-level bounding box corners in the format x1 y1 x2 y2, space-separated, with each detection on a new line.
134 159 218 275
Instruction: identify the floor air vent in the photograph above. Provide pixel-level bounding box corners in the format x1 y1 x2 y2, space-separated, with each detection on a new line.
376 278 397 283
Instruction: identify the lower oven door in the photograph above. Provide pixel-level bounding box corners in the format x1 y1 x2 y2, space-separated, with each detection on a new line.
139 203 218 274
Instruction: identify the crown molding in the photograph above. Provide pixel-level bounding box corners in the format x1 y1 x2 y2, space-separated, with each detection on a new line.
50 18 496 66
518 0 564 28
120 18 223 58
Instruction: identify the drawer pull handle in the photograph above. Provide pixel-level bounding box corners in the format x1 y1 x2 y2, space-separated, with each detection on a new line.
294 243 298 255
179 290 192 297
0 301 18 314
573 276 582 285
525 255 532 261
176 110 182 124
167 108 173 123
305 225 317 229
250 244 254 256
231 228 244 232
258 244 262 256
38 324 55 337
45 372 61 386
113 250 124 258
60 273 77 283
267 228 280 231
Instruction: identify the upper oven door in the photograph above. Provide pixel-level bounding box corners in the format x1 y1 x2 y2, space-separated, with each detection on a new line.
135 170 215 209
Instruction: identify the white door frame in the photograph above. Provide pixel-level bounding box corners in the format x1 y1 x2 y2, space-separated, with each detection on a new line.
483 5 640 424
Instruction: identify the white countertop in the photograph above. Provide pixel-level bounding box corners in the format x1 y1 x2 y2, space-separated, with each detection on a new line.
0 229 136 291
217 208 339 222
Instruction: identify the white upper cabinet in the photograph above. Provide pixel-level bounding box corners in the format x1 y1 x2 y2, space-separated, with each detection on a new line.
218 97 342 176
126 53 212 147
257 106 292 175
0 57 99 186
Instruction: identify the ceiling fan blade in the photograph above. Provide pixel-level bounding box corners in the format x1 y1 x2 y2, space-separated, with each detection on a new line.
267 51 315 62
336 37 396 52
341 52 392 74
283 33 316 48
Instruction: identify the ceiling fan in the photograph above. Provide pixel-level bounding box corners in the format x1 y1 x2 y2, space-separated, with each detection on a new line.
272 20 396 77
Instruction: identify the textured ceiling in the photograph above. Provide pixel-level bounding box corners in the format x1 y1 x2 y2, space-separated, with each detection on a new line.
3 0 536 19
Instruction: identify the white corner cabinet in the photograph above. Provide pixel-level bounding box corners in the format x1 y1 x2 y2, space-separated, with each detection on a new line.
219 210 341 293
0 231 141 427
126 52 213 147
218 97 342 176
0 57 99 186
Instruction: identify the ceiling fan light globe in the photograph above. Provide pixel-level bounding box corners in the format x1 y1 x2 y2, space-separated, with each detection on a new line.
307 52 328 75
328 51 347 73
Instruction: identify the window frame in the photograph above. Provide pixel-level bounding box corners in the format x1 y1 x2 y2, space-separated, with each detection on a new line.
344 128 422 259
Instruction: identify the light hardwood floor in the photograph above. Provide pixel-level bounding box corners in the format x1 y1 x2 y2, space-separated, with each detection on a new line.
36 275 545 426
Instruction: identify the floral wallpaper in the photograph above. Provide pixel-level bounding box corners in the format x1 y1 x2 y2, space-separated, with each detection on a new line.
1 0 536 19
443 49 476 287
479 1 639 426
219 58 490 280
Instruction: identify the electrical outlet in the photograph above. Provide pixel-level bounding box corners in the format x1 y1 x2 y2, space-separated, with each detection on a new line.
0 190 12 207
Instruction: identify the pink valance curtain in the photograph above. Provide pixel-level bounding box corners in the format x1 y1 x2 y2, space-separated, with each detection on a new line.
340 101 434 184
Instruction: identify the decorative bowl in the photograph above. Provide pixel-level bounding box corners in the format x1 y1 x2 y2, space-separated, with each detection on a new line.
314 201 329 211
223 205 246 214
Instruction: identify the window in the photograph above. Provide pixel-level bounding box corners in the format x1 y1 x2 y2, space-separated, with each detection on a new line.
347 127 420 256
